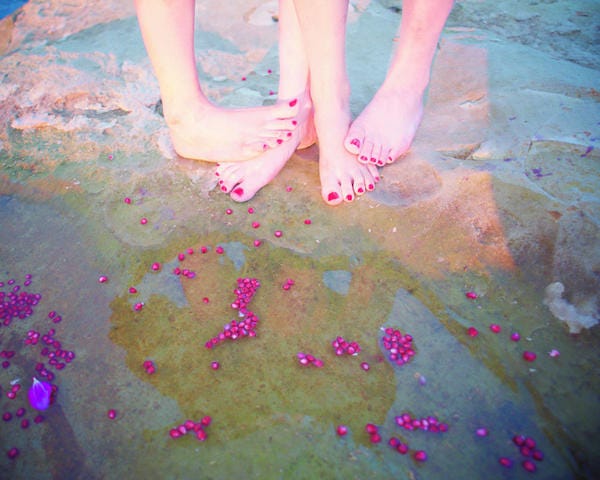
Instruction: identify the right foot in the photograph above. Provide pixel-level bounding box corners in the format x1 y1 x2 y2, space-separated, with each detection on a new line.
215 94 315 202
315 102 379 206
166 98 301 163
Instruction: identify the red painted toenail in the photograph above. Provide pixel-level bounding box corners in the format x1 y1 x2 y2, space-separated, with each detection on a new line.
289 99 297 107
277 139 283 144
346 194 353 201
327 192 339 201
233 187 244 196
351 138 360 148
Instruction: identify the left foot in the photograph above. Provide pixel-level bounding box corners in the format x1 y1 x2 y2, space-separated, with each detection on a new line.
215 94 315 202
344 84 424 166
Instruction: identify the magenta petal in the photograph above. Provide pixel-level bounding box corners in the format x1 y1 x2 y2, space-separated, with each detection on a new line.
28 377 52 411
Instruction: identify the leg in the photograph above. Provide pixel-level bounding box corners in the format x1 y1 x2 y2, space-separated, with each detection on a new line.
344 0 454 165
134 0 300 162
215 0 315 201
292 0 379 205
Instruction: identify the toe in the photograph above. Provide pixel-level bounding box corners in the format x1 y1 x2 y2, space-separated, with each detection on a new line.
344 125 365 155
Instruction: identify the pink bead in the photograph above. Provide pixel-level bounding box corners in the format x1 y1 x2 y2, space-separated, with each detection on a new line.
369 433 382 443
475 427 488 437
140 217 148 225
252 222 260 229
522 459 537 473
274 230 283 238
129 287 138 294
123 197 131 204
465 291 478 299
210 361 220 370
360 362 370 371
336 425 348 436
304 219 312 225
522 351 537 362
253 240 262 247
151 262 161 271
107 409 117 419
510 332 521 341
225 208 233 215
7 447 19 460
467 327 479 337
499 457 513 468
98 275 108 283
215 246 224 254
247 207 255 214
413 450 427 462
490 324 501 333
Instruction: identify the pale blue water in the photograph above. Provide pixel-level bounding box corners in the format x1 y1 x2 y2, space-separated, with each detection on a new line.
0 0 28 19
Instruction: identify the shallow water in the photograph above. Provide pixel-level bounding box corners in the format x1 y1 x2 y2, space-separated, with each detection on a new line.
1 183 598 479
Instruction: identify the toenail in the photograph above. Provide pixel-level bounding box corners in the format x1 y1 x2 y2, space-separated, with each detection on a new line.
360 155 368 162
233 187 244 196
327 192 339 201
277 139 283 144
357 187 364 194
388 156 394 162
263 143 268 150
346 194 353 201
292 120 298 126
377 160 384 166
287 132 292 137
215 171 219 176
289 99 297 107
367 184 374 190
221 186 227 192
350 138 361 148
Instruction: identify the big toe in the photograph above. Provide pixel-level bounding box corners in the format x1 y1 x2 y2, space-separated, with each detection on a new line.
344 126 364 155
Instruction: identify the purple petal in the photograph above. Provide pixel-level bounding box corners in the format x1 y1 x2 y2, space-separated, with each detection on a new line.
28 377 53 411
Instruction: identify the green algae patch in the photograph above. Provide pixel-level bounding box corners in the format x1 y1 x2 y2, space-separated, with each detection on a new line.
108 232 437 444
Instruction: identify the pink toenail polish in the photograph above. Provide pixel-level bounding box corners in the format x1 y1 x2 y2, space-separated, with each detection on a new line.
368 184 374 190
289 99 297 107
360 155 368 162
327 192 339 201
350 138 361 148
221 186 227 192
219 179 223 184
375 176 380 182
388 156 394 162
346 194 353 201
263 143 268 150
292 120 298 126
233 187 244 196
277 139 283 144
377 160 384 166
370 157 377 163
287 132 292 137
357 187 364 194
215 172 219 176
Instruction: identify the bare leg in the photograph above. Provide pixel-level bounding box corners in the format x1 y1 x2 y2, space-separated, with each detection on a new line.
293 0 378 205
215 0 315 202
344 0 454 165
135 0 301 162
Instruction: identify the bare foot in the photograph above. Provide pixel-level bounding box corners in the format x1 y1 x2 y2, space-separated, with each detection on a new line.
344 85 424 166
215 96 315 202
316 106 379 206
166 98 301 163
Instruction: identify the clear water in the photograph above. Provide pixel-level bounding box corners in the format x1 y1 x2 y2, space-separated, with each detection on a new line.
1 178 598 479
0 0 28 19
